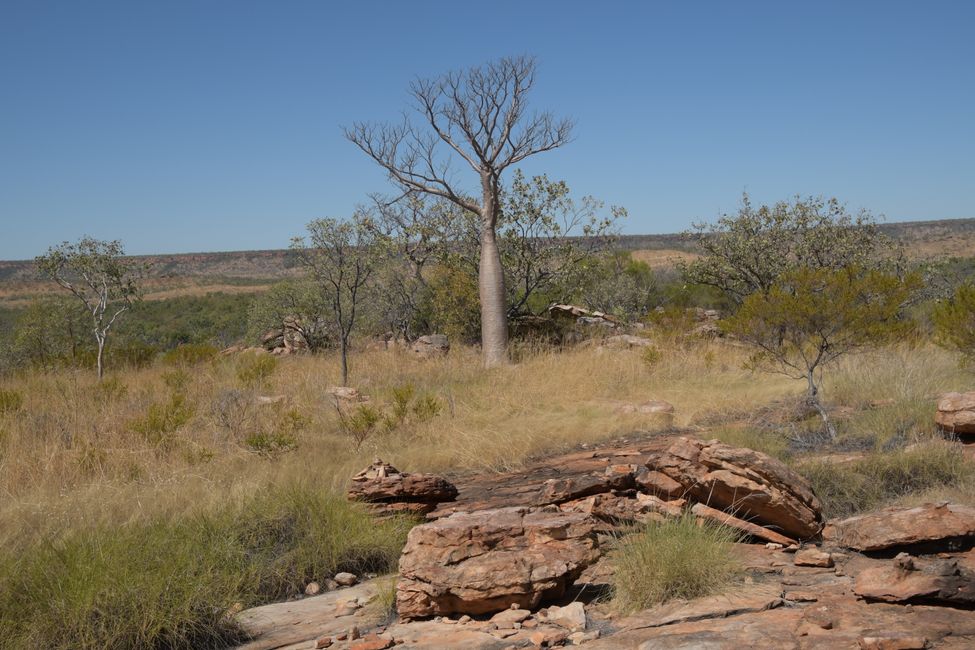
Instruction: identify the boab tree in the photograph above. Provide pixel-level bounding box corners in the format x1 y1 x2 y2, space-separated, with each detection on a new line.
35 237 143 380
723 266 919 439
346 55 573 367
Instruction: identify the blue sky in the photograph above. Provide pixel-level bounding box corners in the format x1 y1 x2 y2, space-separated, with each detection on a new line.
1 1 972 259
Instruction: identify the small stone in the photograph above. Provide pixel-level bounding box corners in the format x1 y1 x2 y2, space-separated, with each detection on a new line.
459 615 472 624
765 542 784 550
491 608 532 624
349 625 360 640
305 582 321 596
858 636 928 650
323 578 339 591
336 633 348 641
334 572 358 587
542 601 587 632
794 548 834 568
530 628 569 647
350 633 395 650
334 603 358 617
315 636 333 649
568 630 600 645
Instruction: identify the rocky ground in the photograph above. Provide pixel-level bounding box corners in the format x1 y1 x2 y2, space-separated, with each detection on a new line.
235 432 975 649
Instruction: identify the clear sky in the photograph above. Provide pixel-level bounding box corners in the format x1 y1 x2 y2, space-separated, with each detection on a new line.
1 1 972 260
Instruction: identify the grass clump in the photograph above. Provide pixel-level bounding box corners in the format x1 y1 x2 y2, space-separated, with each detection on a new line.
0 485 411 650
795 440 975 519
162 343 219 367
235 353 278 388
612 513 742 613
130 393 194 445
0 388 23 415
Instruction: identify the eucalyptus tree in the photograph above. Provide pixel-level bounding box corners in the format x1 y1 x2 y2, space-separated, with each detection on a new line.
346 55 573 366
35 237 143 380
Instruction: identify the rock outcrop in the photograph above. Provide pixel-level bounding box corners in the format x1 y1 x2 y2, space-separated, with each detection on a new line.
646 437 824 539
347 460 458 517
935 391 975 436
822 502 975 552
410 334 450 358
853 552 975 606
396 506 600 619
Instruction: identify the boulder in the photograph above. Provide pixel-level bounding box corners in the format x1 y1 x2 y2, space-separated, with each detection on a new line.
326 386 367 402
410 334 450 358
935 391 975 435
534 465 636 505
823 502 975 552
396 506 601 619
347 460 458 517
646 437 823 539
853 553 975 606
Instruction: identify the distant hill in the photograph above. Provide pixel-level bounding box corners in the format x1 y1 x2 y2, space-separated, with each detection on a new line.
2 218 974 286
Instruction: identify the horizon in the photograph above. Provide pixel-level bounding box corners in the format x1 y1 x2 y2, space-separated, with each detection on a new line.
2 1 973 259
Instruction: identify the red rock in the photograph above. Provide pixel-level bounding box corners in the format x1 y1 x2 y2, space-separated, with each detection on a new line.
858 636 928 650
794 548 834 568
853 554 975 606
647 437 823 539
315 636 333 649
634 468 684 497
396 506 601 619
691 502 797 546
347 459 458 515
350 633 394 650
534 466 635 506
823 502 975 552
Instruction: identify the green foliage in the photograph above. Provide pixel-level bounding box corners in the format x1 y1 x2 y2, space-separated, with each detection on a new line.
94 376 127 401
235 353 278 388
723 267 920 415
641 345 662 368
337 404 383 451
5 297 93 371
0 486 411 650
245 279 331 350
162 343 219 366
411 394 442 422
932 283 975 359
680 194 897 305
161 369 191 393
0 389 23 415
122 293 254 349
244 430 298 457
578 253 658 320
107 340 157 370
612 513 742 613
420 263 482 343
130 394 194 445
796 441 974 519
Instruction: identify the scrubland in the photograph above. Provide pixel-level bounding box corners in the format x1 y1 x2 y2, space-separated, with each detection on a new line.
1 337 973 648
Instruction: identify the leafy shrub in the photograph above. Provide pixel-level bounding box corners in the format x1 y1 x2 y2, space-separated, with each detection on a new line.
612 512 741 613
0 389 24 415
641 345 662 368
109 341 158 370
796 440 974 519
412 394 442 422
213 388 253 439
236 354 278 388
161 369 191 394
338 404 383 451
162 343 219 366
130 394 194 445
244 430 298 457
95 376 128 401
933 283 975 359
0 486 411 650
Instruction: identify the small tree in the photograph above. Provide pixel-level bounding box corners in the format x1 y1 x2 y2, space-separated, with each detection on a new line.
35 237 143 380
680 194 898 305
347 55 573 367
292 215 378 386
724 267 919 438
246 278 333 351
932 283 975 359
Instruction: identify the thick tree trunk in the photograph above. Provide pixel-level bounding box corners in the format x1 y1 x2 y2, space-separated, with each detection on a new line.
479 174 508 367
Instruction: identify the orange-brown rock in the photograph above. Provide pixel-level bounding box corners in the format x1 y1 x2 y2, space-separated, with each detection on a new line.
853 553 975 606
935 391 975 435
823 502 975 552
646 437 823 539
534 465 636 505
347 460 458 516
691 502 797 546
396 506 601 620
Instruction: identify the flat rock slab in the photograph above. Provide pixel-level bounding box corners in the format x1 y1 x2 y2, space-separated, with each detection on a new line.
235 581 384 650
823 502 975 552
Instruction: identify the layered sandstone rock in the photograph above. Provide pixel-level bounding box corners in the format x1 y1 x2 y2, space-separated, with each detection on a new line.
853 553 975 606
646 437 824 539
935 391 975 435
396 506 600 619
347 460 457 517
410 334 449 358
823 502 975 552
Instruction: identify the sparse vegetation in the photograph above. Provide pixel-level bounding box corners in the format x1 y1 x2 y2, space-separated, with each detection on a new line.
612 513 742 613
